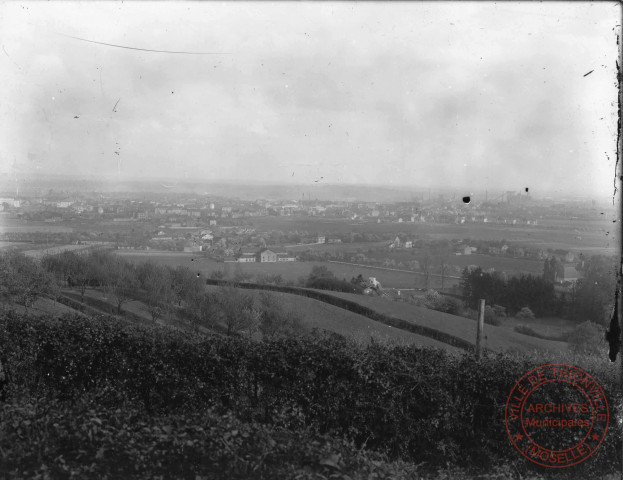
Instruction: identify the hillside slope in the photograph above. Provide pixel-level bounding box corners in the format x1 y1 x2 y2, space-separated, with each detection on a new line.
308 290 569 354
205 285 462 353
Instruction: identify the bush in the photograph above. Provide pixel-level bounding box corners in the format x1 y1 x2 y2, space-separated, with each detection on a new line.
493 305 507 317
0 310 620 478
516 307 535 319
514 325 543 338
423 290 462 315
565 321 605 356
0 395 428 480
484 305 502 326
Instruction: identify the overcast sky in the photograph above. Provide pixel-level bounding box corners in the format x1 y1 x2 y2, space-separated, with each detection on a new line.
0 2 619 197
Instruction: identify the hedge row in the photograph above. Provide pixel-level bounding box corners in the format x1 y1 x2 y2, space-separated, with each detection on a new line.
205 279 474 351
1 394 432 480
0 311 620 477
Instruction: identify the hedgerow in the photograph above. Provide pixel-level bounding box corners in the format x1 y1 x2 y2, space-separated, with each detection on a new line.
0 311 620 478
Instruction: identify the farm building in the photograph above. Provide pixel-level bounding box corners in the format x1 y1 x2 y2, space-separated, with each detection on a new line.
559 265 582 283
277 253 296 262
237 253 256 262
260 249 278 262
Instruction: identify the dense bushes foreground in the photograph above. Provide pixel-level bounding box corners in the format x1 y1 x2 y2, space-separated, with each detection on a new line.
0 311 621 478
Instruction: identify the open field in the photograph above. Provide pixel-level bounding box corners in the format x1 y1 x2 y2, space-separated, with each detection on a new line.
310 290 569 354
115 250 453 289
0 220 74 233
205 285 462 352
363 249 545 276
248 215 617 255
284 241 389 252
0 241 33 251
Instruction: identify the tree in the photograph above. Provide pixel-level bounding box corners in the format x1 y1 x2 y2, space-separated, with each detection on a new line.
307 265 335 283
566 321 605 356
516 307 535 319
104 258 138 315
460 267 505 310
143 264 172 322
543 256 563 283
419 248 432 289
171 265 203 308
258 292 305 339
0 251 57 312
572 255 617 325
233 263 252 283
432 241 451 290
306 265 363 293
215 286 260 336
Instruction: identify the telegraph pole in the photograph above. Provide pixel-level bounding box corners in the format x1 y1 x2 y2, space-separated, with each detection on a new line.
476 299 485 359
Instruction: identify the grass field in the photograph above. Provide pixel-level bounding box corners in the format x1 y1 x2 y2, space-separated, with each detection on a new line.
284 241 389 252
363 249 545 276
310 290 569 355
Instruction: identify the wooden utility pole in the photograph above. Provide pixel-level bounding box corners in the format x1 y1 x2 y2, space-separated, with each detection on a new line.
476 299 485 359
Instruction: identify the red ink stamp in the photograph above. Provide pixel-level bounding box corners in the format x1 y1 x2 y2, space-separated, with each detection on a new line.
505 364 609 468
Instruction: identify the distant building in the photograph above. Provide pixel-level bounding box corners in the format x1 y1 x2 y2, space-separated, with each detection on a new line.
560 265 582 284
317 236 326 244
260 249 277 262
237 253 256 262
277 253 296 262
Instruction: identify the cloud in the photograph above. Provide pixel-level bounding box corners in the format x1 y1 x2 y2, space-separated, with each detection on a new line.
0 1 618 196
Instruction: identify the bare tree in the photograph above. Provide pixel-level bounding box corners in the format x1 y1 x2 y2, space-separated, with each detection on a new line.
1 251 57 313
104 258 138 315
170 265 203 307
143 264 172 322
215 286 260 336
258 291 305 339
419 248 432 290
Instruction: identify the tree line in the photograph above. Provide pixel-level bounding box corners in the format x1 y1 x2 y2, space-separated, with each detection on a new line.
1 250 306 339
460 254 617 324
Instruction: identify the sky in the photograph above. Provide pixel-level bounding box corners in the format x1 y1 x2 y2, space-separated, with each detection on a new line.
0 1 620 198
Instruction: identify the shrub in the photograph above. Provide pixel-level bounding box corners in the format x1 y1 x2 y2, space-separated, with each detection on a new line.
0 310 620 478
565 321 605 356
516 307 535 319
423 290 462 315
484 305 502 326
493 304 507 317
514 325 543 338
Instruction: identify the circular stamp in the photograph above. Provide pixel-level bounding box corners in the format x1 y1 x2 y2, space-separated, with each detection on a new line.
505 363 609 468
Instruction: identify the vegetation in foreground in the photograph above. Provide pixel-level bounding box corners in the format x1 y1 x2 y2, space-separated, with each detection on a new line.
0 311 621 479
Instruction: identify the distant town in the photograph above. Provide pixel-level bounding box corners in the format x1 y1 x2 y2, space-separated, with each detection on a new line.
0 179 616 296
